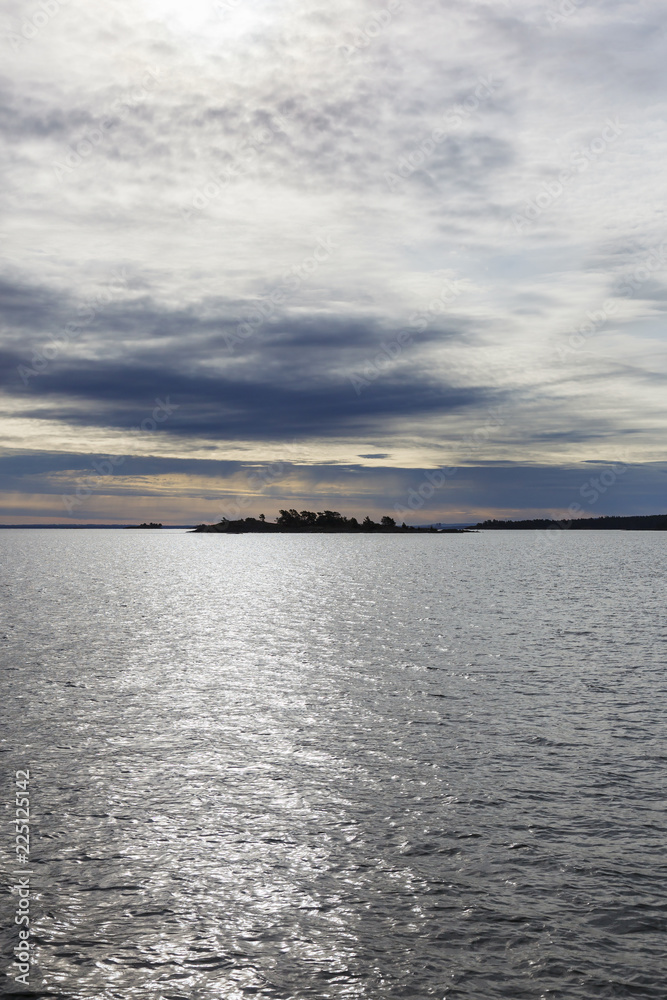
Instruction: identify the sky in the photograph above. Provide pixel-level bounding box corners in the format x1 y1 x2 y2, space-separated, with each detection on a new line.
1 0 666 524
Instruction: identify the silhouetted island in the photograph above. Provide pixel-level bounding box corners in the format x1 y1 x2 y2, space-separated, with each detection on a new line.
475 514 667 530
125 522 163 529
192 510 469 533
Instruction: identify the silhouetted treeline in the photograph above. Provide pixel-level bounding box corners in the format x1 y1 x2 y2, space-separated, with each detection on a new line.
277 509 399 530
192 511 467 533
475 514 667 530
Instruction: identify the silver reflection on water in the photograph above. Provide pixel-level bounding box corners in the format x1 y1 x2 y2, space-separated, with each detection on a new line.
1 530 666 998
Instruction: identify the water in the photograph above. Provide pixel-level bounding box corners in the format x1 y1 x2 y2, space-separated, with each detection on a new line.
1 529 666 999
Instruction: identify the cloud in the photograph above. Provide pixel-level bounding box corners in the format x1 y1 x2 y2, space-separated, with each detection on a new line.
1 450 665 524
8 356 496 441
2 0 667 515
0 273 70 331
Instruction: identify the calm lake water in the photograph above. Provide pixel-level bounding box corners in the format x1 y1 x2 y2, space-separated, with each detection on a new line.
1 529 666 999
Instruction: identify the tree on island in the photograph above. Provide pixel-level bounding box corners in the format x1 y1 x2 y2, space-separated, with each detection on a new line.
275 509 395 530
277 509 347 528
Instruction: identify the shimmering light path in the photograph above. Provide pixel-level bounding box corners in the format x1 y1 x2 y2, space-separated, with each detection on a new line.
1 531 665 998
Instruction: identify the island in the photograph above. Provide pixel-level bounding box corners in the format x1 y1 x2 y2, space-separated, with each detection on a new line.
191 510 469 533
125 522 164 529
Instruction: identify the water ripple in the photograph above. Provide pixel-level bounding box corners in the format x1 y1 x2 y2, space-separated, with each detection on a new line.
1 530 666 998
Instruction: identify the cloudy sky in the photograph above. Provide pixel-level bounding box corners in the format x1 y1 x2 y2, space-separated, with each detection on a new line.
1 0 666 523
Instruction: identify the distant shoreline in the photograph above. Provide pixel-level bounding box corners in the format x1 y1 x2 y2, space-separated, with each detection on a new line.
1 513 666 531
475 514 667 531
192 511 667 532
0 524 195 529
